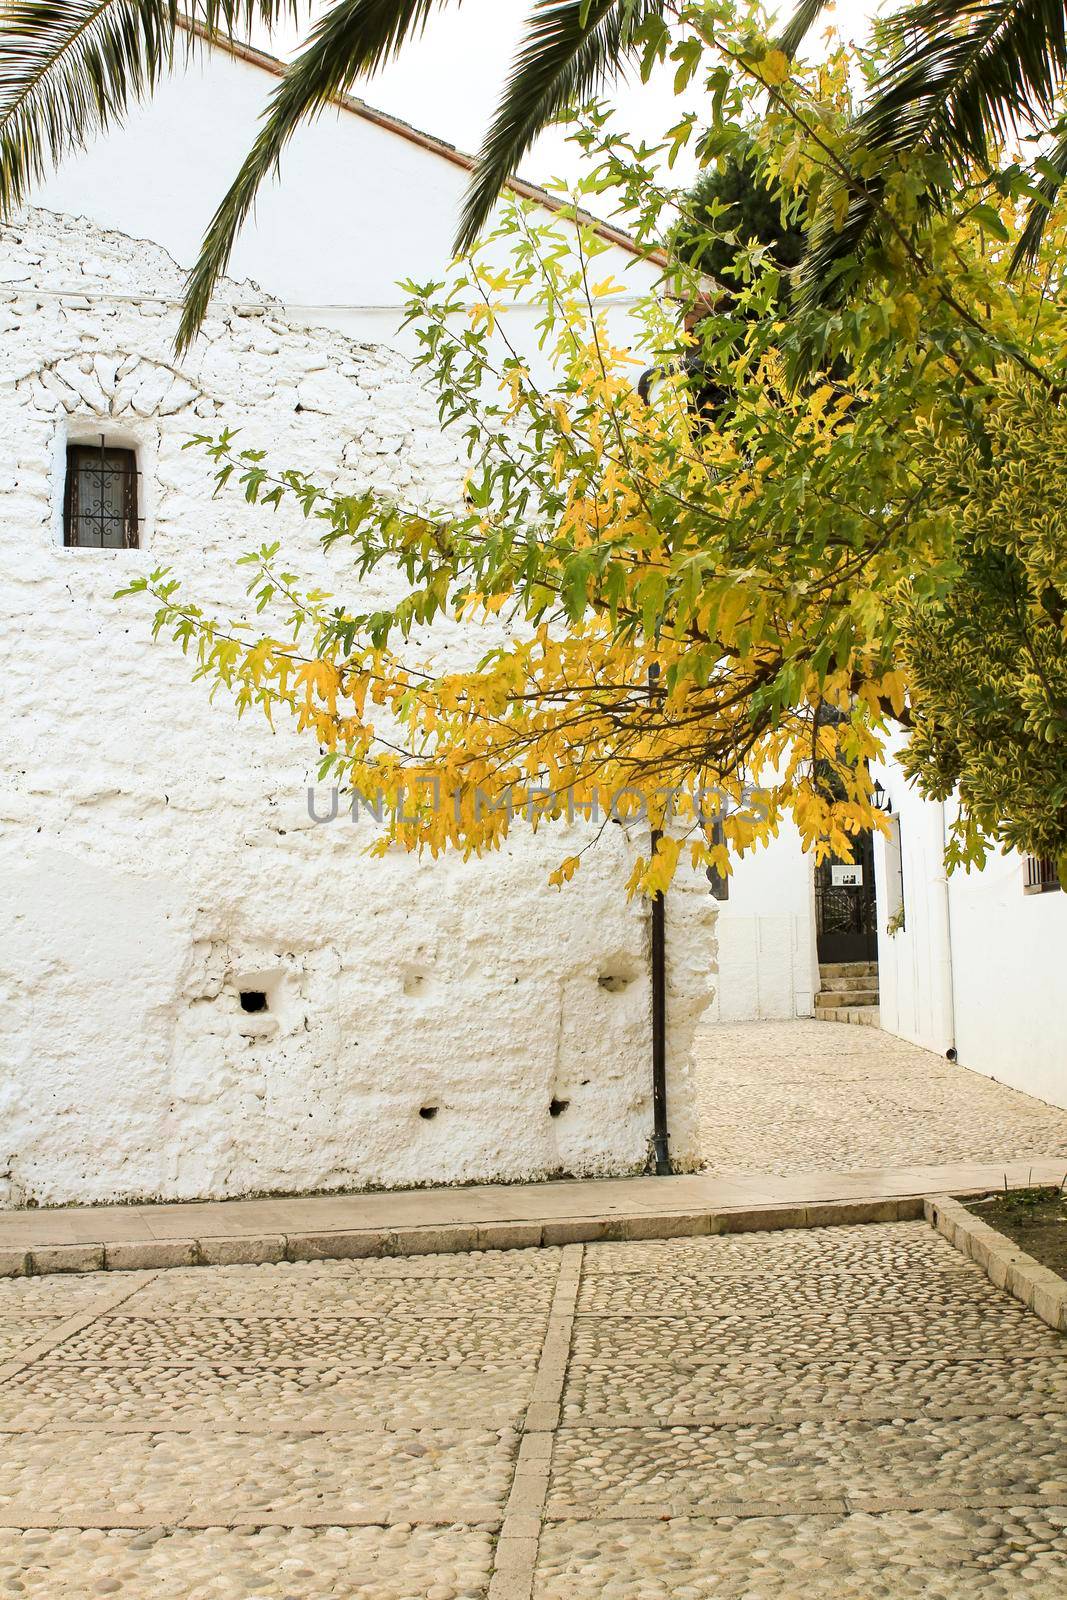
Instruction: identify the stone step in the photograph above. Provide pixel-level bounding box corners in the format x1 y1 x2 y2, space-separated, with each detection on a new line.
819 972 880 994
813 1005 881 1027
825 979 883 1004
819 960 878 979
815 988 880 1009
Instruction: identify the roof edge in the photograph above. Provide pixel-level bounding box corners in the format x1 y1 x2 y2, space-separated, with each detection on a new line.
177 16 664 266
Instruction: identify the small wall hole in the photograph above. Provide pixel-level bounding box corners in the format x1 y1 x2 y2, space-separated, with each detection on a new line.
598 974 632 993
549 1098 569 1118
419 1105 439 1120
239 990 268 1014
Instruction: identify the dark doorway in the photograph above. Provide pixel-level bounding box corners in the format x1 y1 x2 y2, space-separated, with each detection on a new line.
815 830 878 962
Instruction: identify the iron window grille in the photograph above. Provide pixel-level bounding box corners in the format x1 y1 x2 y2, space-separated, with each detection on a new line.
1023 856 1062 894
63 439 140 548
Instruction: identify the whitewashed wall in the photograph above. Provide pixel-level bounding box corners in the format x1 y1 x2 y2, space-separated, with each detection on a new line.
706 823 818 1021
0 209 715 1208
874 745 1067 1111
32 36 662 374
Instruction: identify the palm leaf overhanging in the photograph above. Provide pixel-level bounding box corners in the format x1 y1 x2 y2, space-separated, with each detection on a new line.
177 0 662 348
0 0 294 215
453 0 661 254
773 0 832 61
786 0 1067 306
176 0 473 352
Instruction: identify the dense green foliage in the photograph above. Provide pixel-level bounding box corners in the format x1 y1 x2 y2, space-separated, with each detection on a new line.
902 388 1067 876
677 145 806 301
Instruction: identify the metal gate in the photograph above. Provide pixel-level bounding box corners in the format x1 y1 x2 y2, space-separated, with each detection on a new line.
815 830 878 963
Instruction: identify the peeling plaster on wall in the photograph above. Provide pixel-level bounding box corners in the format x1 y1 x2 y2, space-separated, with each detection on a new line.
0 208 717 1207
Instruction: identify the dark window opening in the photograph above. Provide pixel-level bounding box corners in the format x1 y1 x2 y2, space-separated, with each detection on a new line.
239 990 268 1013
64 440 140 548
1024 856 1062 895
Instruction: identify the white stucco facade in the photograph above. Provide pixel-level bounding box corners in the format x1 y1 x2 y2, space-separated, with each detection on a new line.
0 205 715 1209
873 750 1067 1111
31 31 662 368
706 823 818 1021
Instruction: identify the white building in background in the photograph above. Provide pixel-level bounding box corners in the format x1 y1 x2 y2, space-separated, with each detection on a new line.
870 748 1067 1112
705 821 819 1023
0 33 717 1210
719 744 1067 1110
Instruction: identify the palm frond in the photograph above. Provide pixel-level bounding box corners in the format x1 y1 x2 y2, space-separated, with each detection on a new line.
176 0 464 351
795 0 1067 308
774 0 834 61
0 1 293 216
454 0 664 255
1010 120 1067 271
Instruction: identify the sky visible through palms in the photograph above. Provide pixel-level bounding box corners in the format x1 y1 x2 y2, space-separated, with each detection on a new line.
251 0 882 191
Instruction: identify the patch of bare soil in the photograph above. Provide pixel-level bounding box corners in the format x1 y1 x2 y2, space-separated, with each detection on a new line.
965 1184 1067 1279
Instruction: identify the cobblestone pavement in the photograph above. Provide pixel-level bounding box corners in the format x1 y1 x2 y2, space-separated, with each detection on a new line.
693 1020 1067 1173
1 1222 1065 1597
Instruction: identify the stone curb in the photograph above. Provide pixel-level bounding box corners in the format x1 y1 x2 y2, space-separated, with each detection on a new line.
925 1194 1067 1334
0 1195 928 1279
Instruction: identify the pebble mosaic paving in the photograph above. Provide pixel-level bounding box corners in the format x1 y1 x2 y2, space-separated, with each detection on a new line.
0 1223 1064 1596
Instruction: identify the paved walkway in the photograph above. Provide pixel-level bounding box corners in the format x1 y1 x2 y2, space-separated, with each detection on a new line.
693 1020 1067 1174
0 1222 1064 1596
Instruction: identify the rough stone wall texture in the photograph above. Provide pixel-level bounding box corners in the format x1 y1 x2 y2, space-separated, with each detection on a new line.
0 208 716 1207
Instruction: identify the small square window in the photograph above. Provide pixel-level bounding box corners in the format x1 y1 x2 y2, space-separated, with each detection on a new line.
64 441 139 548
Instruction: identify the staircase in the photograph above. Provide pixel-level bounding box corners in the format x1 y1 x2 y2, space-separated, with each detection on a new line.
814 961 880 1026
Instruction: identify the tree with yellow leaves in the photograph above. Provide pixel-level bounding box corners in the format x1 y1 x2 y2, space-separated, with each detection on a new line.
121 6 1067 891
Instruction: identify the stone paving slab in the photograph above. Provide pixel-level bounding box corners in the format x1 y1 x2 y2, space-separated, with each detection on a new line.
42 1314 548 1370
0 1525 494 1599
0 1427 515 1526
120 1275 558 1320
545 1415 1067 1511
561 1353 1067 1423
579 1223 988 1273
0 1363 534 1433
568 1303 1058 1362
533 1508 1067 1598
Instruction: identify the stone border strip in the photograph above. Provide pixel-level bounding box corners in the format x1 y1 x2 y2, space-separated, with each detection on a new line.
0 1197 926 1279
0 1272 157 1386
488 1242 582 1600
540 1488 1065 1522
926 1195 1067 1333
0 1505 506 1532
